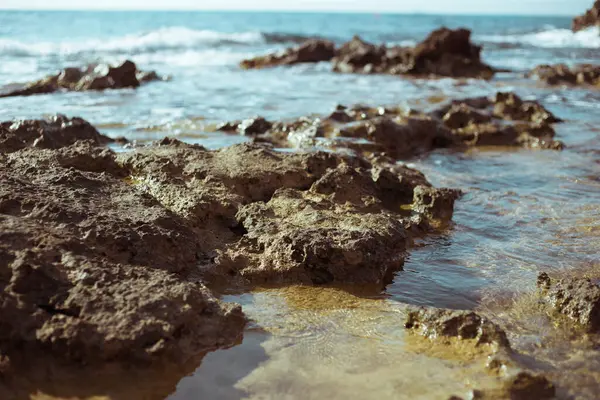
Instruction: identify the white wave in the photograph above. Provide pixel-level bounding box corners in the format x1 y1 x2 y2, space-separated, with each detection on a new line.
0 27 267 57
477 26 600 49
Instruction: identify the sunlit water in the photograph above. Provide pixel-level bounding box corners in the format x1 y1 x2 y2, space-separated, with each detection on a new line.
1 10 599 399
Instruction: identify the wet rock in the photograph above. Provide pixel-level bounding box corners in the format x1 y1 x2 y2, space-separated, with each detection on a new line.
409 27 495 79
0 120 245 365
0 115 114 152
0 60 162 98
404 306 511 350
240 39 336 69
412 186 461 223
572 0 600 32
332 28 494 78
242 28 494 78
537 272 600 332
238 116 273 136
529 64 600 87
504 372 556 400
119 142 456 287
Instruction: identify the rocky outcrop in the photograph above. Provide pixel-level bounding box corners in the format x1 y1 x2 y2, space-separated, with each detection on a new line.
0 118 245 366
216 92 564 157
0 60 163 98
529 64 600 87
572 0 600 32
537 272 600 332
240 39 336 69
333 28 495 79
404 306 511 350
240 28 495 79
119 141 459 287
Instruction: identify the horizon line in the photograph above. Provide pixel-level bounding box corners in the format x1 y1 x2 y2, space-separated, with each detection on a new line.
0 8 578 17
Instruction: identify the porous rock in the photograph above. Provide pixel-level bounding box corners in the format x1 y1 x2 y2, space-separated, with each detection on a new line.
537 272 600 332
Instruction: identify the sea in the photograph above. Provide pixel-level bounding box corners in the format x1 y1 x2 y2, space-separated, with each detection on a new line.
1 10 600 399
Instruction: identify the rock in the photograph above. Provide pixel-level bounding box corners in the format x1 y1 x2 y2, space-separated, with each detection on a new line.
504 372 556 400
0 118 245 366
404 306 511 350
240 39 336 69
0 115 114 152
242 28 494 78
238 116 273 136
412 186 462 223
331 28 494 78
572 0 600 32
529 64 600 87
537 272 600 332
409 27 495 79
118 142 457 287
0 60 162 98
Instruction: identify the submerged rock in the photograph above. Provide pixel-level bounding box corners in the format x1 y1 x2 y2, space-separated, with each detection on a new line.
0 117 245 366
572 0 600 32
240 39 336 69
537 272 600 332
529 64 600 87
404 306 511 350
0 60 163 98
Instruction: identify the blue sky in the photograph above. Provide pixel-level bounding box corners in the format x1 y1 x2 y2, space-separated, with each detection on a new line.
0 0 592 16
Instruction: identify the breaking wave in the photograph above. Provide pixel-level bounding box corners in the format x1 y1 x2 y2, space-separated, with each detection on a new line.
477 26 600 49
0 27 316 57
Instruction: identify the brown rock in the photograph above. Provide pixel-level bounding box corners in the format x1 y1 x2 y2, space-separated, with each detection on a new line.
240 39 336 69
118 142 457 287
0 60 162 98
404 306 511 349
0 119 245 365
530 64 600 87
504 372 556 400
537 272 600 332
0 115 114 152
572 0 600 32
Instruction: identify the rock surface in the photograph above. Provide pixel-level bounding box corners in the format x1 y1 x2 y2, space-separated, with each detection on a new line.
0 60 163 98
0 118 245 365
333 28 495 79
404 306 511 350
240 39 336 69
216 92 564 156
529 64 600 87
119 141 459 287
241 27 495 79
537 272 600 332
572 0 600 32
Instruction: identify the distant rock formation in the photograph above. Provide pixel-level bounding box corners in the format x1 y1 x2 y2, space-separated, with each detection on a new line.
240 27 495 79
0 60 164 98
572 0 600 32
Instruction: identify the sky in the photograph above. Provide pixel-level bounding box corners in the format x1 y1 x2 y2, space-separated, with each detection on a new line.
0 0 592 16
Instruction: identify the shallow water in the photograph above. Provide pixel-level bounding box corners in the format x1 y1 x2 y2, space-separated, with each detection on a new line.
1 10 600 399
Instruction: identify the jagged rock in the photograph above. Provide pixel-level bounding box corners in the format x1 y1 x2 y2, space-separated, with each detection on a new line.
0 60 162 98
119 142 457 287
0 118 245 366
0 115 114 152
572 0 600 32
537 272 600 332
404 306 511 349
529 64 600 87
240 39 336 69
332 27 494 78
241 27 494 78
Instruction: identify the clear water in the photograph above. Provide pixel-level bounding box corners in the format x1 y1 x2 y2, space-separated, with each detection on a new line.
2 10 600 399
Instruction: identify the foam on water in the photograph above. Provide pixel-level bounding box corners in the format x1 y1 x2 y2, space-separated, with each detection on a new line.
477 26 600 48
0 27 312 58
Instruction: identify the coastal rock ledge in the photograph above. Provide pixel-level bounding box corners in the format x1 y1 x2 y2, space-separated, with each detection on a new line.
572 0 600 32
0 114 458 369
